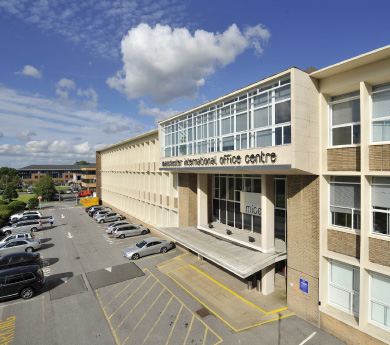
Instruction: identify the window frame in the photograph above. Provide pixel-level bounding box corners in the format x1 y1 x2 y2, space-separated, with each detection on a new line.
329 92 361 147
370 272 390 331
371 83 390 144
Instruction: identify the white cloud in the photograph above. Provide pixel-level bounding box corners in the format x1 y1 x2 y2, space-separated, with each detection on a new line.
138 100 179 123
0 132 3 138
107 23 270 105
103 123 131 134
55 79 98 108
77 88 98 109
16 130 37 142
56 78 76 89
15 65 42 79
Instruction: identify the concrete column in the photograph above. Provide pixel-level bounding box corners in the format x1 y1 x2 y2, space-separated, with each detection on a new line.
197 174 208 226
261 264 275 295
261 175 275 253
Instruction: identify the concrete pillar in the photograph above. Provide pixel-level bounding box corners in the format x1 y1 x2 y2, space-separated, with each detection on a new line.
261 175 275 253
197 174 208 226
261 264 275 295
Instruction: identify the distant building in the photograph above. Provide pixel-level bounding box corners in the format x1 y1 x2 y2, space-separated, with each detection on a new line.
18 164 94 186
81 165 96 191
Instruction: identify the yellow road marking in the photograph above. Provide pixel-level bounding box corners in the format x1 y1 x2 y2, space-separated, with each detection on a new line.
104 280 135 310
114 280 158 332
183 315 195 345
156 252 189 268
108 275 152 320
95 290 120 345
121 288 166 345
165 304 183 345
41 296 45 323
202 328 208 345
100 282 119 299
165 265 293 332
141 296 173 345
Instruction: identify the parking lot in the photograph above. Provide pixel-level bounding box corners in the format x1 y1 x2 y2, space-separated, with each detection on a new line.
0 197 346 345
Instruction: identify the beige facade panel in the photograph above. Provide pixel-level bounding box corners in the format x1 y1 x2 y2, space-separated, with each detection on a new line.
327 147 361 171
327 229 360 259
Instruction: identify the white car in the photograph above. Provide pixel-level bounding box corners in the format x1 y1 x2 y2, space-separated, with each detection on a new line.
11 211 42 222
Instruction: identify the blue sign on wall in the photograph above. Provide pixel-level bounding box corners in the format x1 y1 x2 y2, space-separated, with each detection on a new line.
300 279 309 293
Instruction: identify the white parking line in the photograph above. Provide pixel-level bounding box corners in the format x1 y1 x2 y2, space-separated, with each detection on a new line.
40 254 51 277
299 332 316 345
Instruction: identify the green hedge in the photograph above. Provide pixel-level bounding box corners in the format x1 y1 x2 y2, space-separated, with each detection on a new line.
0 209 12 220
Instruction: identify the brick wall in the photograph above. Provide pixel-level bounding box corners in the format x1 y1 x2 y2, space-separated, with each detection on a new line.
328 147 360 171
320 313 387 345
178 173 197 226
370 145 390 171
328 229 360 259
369 237 390 267
287 175 320 325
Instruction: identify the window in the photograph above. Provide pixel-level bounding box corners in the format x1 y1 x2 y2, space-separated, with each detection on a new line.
7 274 24 285
329 260 360 316
330 176 360 230
372 177 390 236
370 272 390 330
330 92 360 146
372 83 390 143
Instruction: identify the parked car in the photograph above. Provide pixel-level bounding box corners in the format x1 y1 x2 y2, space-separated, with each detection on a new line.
105 221 131 234
0 238 41 256
88 206 105 217
95 212 122 224
66 189 73 194
0 220 42 236
10 211 42 222
26 189 33 194
0 265 45 300
79 190 93 197
113 223 149 239
85 205 99 213
10 214 40 224
0 231 35 245
0 252 41 270
123 237 174 260
93 209 111 219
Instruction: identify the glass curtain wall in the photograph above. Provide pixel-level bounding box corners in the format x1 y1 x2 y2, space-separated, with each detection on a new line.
213 174 261 233
162 75 291 157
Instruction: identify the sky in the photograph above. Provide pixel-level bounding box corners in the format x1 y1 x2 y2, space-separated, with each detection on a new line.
0 0 389 168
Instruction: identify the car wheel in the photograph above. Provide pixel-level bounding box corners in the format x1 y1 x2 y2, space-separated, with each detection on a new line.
31 227 37 232
132 253 140 260
25 247 34 253
4 231 11 236
160 247 167 253
99 220 104 223
117 217 121 221
119 234 125 239
20 286 35 299
141 230 147 235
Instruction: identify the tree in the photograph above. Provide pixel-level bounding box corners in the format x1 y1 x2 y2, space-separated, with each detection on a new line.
27 197 39 209
0 167 18 188
33 176 56 201
2 185 18 201
74 161 90 165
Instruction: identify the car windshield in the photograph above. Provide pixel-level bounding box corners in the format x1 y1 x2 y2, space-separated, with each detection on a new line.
136 240 147 248
26 238 34 242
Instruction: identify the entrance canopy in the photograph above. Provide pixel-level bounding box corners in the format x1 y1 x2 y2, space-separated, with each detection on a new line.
156 226 286 279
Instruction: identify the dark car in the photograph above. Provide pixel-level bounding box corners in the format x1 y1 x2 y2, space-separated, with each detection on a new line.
0 265 45 300
88 206 105 217
0 252 41 270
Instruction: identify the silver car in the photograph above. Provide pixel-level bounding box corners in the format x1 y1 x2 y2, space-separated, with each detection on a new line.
0 232 35 245
112 223 149 239
11 211 42 222
123 237 174 260
105 221 130 234
0 220 43 236
95 212 122 224
0 238 41 256
93 209 111 219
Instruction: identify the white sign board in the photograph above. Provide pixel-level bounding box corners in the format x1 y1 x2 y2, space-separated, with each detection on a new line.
240 192 261 216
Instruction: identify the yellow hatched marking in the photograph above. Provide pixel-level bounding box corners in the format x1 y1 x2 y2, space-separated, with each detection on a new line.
144 269 222 344
157 252 189 268
104 280 136 310
202 328 208 345
166 265 293 332
141 296 174 345
183 315 195 345
114 280 158 332
100 282 119 299
165 304 184 345
96 290 121 345
121 287 166 345
108 274 152 320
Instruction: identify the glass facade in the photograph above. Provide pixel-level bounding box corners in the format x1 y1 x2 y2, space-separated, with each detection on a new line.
161 75 291 157
372 177 390 236
372 83 390 143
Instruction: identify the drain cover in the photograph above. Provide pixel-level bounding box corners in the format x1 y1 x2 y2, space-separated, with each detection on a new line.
196 308 210 318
